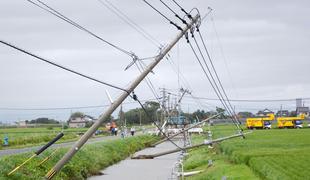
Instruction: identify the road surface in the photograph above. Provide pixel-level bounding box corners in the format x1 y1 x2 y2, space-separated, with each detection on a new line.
0 135 118 157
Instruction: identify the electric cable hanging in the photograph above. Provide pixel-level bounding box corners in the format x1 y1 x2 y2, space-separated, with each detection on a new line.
184 35 242 131
191 34 238 122
142 0 182 31
159 0 188 25
130 93 185 150
196 28 241 124
191 35 243 130
97 0 162 48
26 0 134 58
170 0 192 19
166 55 210 110
0 40 128 93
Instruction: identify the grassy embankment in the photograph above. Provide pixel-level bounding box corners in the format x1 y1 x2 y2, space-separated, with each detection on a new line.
0 127 108 149
183 125 310 180
0 135 159 179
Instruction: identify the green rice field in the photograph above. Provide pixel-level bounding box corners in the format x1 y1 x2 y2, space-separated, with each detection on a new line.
184 125 310 180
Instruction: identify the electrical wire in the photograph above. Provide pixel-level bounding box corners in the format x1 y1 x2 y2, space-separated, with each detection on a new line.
191 35 239 122
170 0 192 19
97 0 161 48
159 0 188 25
209 14 239 98
0 99 159 111
130 94 185 150
186 96 310 102
0 40 128 93
185 36 242 131
142 0 182 31
26 0 134 57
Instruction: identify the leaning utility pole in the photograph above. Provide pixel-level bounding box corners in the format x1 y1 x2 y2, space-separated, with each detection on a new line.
45 15 200 179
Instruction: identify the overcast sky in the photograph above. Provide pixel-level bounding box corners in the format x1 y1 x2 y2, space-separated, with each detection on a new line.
0 0 309 123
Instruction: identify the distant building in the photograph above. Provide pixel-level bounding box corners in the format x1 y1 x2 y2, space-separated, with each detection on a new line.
68 117 87 128
276 110 289 117
15 120 27 127
296 98 303 108
296 107 309 116
257 109 274 116
237 112 254 118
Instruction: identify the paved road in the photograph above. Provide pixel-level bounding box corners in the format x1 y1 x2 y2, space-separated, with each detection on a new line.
0 135 119 158
89 140 183 180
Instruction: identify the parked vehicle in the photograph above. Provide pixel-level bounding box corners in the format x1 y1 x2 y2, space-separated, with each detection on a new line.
277 114 305 128
246 113 275 129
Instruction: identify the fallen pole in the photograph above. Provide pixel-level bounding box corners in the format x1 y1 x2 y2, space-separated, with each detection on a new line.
7 133 64 176
152 113 221 146
38 148 60 166
132 132 249 159
45 14 200 179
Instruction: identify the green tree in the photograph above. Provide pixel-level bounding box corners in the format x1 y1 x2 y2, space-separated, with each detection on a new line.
70 112 84 119
216 107 227 119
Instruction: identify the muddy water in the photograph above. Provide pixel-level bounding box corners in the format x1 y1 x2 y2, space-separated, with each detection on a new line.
89 140 182 180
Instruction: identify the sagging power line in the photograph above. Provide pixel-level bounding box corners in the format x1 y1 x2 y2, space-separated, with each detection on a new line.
26 0 134 58
0 40 127 92
97 0 162 48
142 0 182 31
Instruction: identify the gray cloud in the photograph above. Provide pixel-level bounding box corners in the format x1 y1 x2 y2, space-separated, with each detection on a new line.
0 0 309 122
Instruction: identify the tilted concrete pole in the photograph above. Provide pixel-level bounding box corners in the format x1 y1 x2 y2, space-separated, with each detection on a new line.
45 15 200 179
152 113 221 146
132 132 249 159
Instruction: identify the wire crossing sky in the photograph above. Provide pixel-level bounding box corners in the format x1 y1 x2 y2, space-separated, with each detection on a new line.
0 0 309 122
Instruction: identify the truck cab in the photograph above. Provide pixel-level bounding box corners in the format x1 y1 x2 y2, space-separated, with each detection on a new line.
277 114 305 129
246 113 274 129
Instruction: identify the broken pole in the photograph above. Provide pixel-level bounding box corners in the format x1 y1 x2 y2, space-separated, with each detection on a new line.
132 132 248 159
45 15 200 179
152 113 221 146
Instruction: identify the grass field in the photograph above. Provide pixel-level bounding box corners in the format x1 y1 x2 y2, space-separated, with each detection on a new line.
0 135 159 179
0 127 107 149
183 124 310 180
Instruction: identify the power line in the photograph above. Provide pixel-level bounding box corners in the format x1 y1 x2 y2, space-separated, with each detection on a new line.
0 99 159 111
191 33 242 128
26 0 134 58
209 13 238 98
142 0 182 31
170 0 192 19
166 54 212 111
97 0 162 48
0 40 127 92
194 29 239 121
187 96 310 102
159 0 188 25
131 93 184 150
185 34 242 131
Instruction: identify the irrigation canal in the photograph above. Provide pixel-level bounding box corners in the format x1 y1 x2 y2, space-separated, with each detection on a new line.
89 140 182 180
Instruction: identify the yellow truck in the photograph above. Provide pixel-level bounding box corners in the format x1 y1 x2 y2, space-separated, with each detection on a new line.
246 113 275 129
277 114 305 128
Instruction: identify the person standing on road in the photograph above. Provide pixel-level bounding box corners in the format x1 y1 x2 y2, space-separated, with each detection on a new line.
115 127 118 136
130 127 135 136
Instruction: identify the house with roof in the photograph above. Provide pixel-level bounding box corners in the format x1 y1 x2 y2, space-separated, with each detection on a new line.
296 107 309 116
276 110 290 117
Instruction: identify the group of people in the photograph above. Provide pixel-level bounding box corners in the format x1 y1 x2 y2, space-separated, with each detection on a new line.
110 122 118 136
109 122 136 137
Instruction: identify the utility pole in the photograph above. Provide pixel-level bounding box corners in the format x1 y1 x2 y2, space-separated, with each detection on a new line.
45 15 200 179
160 87 167 126
139 110 142 126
